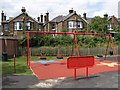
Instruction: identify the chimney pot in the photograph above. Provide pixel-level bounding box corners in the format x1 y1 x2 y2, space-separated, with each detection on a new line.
21 7 26 13
40 14 43 23
69 8 74 14
46 11 49 22
83 13 87 20
37 17 40 22
44 15 47 23
104 13 108 18
1 10 4 22
4 13 6 21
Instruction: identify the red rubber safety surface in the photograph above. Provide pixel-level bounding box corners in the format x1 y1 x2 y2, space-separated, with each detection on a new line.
30 59 119 80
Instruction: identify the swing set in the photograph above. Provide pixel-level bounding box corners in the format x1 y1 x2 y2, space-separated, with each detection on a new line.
27 31 118 80
26 31 118 69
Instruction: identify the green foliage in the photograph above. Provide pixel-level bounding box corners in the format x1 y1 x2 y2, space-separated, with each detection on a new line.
61 29 69 32
88 16 108 33
19 36 27 47
19 33 73 47
76 35 107 48
114 32 120 44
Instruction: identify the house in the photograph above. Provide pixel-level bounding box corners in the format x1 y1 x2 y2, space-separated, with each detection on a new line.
1 7 119 38
1 7 44 39
44 8 88 32
105 14 120 36
107 15 120 31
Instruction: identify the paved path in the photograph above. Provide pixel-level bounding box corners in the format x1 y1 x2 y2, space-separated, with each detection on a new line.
2 56 120 89
2 71 119 88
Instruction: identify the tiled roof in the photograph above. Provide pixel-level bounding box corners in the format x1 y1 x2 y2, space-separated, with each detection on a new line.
51 15 64 22
5 12 39 23
85 17 92 23
62 11 76 21
51 11 88 23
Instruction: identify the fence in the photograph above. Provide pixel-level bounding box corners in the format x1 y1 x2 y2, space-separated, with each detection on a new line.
20 46 119 56
0 36 21 58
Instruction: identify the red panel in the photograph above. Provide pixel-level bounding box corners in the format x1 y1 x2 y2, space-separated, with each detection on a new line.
67 56 94 69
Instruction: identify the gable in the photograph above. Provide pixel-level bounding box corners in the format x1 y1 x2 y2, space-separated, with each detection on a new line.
64 14 88 24
9 13 38 23
108 16 119 26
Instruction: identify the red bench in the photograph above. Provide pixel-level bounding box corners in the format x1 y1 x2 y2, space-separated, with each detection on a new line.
67 56 94 80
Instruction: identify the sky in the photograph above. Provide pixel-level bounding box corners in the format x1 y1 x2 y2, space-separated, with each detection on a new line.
0 0 120 22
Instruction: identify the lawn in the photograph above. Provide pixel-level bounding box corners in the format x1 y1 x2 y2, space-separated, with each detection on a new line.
1 56 67 75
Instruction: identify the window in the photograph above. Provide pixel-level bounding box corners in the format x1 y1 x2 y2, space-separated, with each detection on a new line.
68 21 76 28
52 23 56 30
4 24 9 31
78 22 83 29
14 22 23 30
27 22 31 30
73 21 76 28
107 24 113 30
68 21 73 28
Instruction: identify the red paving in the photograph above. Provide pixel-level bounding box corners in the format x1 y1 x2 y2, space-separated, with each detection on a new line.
30 59 119 80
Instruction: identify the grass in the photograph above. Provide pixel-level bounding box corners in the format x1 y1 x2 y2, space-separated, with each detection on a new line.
1 55 67 75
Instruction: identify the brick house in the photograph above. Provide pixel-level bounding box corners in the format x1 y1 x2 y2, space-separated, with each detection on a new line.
107 15 120 31
1 7 44 39
105 14 120 36
1 7 120 38
44 8 88 32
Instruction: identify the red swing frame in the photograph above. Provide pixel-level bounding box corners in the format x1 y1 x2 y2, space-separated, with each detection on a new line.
26 31 118 69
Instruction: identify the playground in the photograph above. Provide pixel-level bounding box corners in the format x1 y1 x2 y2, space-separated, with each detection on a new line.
2 31 120 88
2 56 119 88
26 31 119 80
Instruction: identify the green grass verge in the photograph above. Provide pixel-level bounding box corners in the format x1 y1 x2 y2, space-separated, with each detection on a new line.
1 56 67 75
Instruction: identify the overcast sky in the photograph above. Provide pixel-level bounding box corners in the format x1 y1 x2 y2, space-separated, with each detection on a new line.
0 0 119 22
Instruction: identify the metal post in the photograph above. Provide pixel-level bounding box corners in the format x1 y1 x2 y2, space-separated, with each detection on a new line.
109 35 118 62
13 54 16 73
74 68 77 80
27 32 30 69
104 36 110 60
86 67 88 80
74 34 80 56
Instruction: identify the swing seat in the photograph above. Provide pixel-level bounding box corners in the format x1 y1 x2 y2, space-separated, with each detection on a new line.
40 53 47 60
57 54 63 59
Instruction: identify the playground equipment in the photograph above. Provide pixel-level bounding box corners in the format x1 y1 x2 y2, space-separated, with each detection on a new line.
26 31 118 70
67 56 94 80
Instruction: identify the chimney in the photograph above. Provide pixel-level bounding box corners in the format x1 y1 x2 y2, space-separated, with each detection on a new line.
21 7 26 13
44 15 47 23
37 16 40 22
83 13 87 20
104 14 108 18
40 14 43 23
69 8 74 14
4 13 6 21
46 11 49 22
1 11 4 22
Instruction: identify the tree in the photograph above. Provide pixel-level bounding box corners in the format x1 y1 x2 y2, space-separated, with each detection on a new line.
88 16 109 33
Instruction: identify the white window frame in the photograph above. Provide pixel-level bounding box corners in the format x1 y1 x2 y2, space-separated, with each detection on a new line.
68 21 76 29
68 21 73 28
27 22 31 30
107 24 113 30
73 21 76 28
14 22 23 30
78 21 83 29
